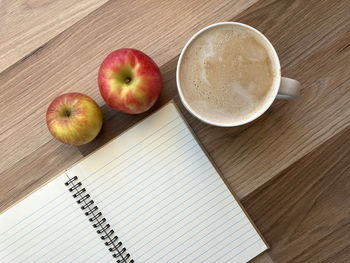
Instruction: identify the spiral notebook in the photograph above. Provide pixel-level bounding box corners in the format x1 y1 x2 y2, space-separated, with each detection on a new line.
0 102 268 263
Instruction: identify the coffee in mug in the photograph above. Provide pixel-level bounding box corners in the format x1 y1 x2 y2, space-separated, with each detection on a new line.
177 22 300 127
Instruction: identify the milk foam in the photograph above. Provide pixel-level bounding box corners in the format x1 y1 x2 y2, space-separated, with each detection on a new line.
179 24 278 124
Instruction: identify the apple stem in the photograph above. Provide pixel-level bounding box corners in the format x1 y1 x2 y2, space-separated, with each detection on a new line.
125 77 132 84
65 109 71 117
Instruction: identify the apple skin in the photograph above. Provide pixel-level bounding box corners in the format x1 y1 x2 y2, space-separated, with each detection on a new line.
46 93 103 146
98 48 162 114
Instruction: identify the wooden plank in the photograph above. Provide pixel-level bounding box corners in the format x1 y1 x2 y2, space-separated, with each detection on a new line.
0 0 109 73
0 0 257 211
241 127 350 262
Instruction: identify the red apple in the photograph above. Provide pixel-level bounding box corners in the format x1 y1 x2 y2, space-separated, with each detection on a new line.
46 93 103 145
98 48 162 114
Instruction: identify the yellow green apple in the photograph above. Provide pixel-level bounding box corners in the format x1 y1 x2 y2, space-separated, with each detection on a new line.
46 93 103 145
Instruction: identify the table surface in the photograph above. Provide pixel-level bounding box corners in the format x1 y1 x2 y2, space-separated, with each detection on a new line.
1 0 349 262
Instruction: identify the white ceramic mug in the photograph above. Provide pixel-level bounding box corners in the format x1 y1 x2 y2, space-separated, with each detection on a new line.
176 22 300 127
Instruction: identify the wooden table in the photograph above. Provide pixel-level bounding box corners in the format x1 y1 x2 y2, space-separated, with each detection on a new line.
1 0 349 262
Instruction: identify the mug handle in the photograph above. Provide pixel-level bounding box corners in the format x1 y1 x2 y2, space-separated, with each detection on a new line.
276 77 300 99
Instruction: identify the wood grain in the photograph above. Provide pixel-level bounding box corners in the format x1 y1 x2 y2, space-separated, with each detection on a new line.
242 127 350 262
0 0 349 261
0 0 109 73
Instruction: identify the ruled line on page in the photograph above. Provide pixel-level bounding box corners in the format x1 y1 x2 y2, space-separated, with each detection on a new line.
90 132 196 206
168 210 244 262
85 120 186 193
83 116 181 187
140 195 235 261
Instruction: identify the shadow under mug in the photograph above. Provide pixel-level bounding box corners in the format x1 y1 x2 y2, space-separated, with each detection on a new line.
176 22 300 127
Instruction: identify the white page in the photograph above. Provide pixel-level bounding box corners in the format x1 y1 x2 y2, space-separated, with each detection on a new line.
67 102 267 263
0 174 111 263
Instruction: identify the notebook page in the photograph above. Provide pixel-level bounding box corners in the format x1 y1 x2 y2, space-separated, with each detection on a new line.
0 174 111 263
66 102 267 262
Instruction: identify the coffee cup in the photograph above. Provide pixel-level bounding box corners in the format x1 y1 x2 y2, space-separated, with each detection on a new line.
176 22 300 127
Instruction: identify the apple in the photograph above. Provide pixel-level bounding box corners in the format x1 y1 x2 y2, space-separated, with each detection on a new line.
46 93 103 146
98 48 162 114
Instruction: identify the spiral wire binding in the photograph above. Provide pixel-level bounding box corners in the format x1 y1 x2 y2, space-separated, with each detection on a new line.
65 176 134 263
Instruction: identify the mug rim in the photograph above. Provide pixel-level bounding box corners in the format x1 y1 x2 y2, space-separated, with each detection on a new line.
176 21 281 127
